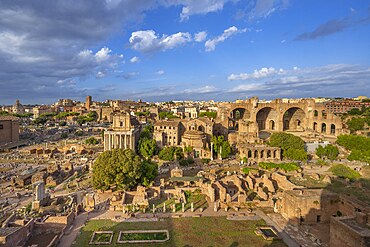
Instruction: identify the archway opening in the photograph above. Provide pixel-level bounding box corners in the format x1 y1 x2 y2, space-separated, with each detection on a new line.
313 122 318 131
256 107 278 131
269 120 275 130
321 123 327 133
229 108 250 131
330 124 335 135
283 107 306 131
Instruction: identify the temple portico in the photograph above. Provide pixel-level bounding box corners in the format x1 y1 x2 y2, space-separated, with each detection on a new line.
103 112 140 151
104 130 138 151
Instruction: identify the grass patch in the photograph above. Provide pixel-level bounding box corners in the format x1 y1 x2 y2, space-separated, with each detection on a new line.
259 162 300 172
73 217 286 247
242 167 258 175
289 175 327 189
91 232 113 243
329 164 361 181
119 232 167 241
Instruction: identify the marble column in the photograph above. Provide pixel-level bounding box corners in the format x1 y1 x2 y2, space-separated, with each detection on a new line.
108 134 112 150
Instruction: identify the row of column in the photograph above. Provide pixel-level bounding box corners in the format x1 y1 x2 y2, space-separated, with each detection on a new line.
242 148 281 160
104 133 134 151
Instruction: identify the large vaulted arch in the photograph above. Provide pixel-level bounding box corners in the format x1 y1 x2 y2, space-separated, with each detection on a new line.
283 107 306 131
256 107 278 131
229 108 250 131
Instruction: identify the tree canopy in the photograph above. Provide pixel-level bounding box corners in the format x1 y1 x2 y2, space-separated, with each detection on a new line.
92 149 157 190
199 111 217 119
268 132 307 161
315 144 339 160
137 124 157 159
158 146 184 161
158 111 178 119
85 137 99 145
337 135 370 162
212 135 231 159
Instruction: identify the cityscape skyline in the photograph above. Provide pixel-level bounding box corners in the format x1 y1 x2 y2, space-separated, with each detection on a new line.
1 0 370 104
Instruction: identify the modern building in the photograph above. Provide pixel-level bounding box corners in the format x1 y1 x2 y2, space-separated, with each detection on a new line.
324 99 370 114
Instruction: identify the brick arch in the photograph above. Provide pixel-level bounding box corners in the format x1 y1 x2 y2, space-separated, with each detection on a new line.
229 107 251 131
283 107 306 131
256 107 279 131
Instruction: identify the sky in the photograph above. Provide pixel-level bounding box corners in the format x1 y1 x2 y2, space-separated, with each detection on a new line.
1 0 370 104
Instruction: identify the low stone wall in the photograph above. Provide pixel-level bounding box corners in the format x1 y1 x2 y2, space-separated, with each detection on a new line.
117 230 170 244
45 211 75 230
0 219 34 247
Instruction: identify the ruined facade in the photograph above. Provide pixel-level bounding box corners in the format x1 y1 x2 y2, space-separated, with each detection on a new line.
153 117 214 158
216 97 344 145
0 116 19 147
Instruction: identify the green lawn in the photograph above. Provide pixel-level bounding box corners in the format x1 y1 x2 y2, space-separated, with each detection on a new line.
73 217 286 247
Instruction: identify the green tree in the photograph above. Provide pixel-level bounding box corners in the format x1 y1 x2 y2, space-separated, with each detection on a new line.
140 160 158 187
138 138 157 159
315 144 339 160
347 108 363 115
199 111 217 119
61 133 68 139
158 146 183 161
184 145 193 157
268 132 305 151
85 137 99 145
268 132 307 161
337 135 370 162
211 135 232 159
92 149 157 190
285 148 308 161
158 111 178 119
325 144 339 160
329 164 361 181
316 145 326 159
346 117 366 132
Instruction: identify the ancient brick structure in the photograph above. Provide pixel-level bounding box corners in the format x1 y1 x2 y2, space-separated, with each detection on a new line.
103 112 140 151
216 97 344 144
0 116 19 147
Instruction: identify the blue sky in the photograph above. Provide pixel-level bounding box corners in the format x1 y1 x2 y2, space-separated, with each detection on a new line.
0 0 370 104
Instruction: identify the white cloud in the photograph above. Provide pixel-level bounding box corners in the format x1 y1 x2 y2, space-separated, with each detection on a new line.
95 47 112 63
130 56 140 63
228 67 284 81
205 26 247 52
194 31 207 42
96 71 106 78
162 0 229 21
129 30 192 52
183 85 217 94
228 64 370 98
123 71 139 79
156 70 165 75
249 0 289 20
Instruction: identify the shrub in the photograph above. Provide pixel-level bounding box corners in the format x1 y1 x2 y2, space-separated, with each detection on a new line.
329 164 361 181
201 158 211 164
259 162 300 172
